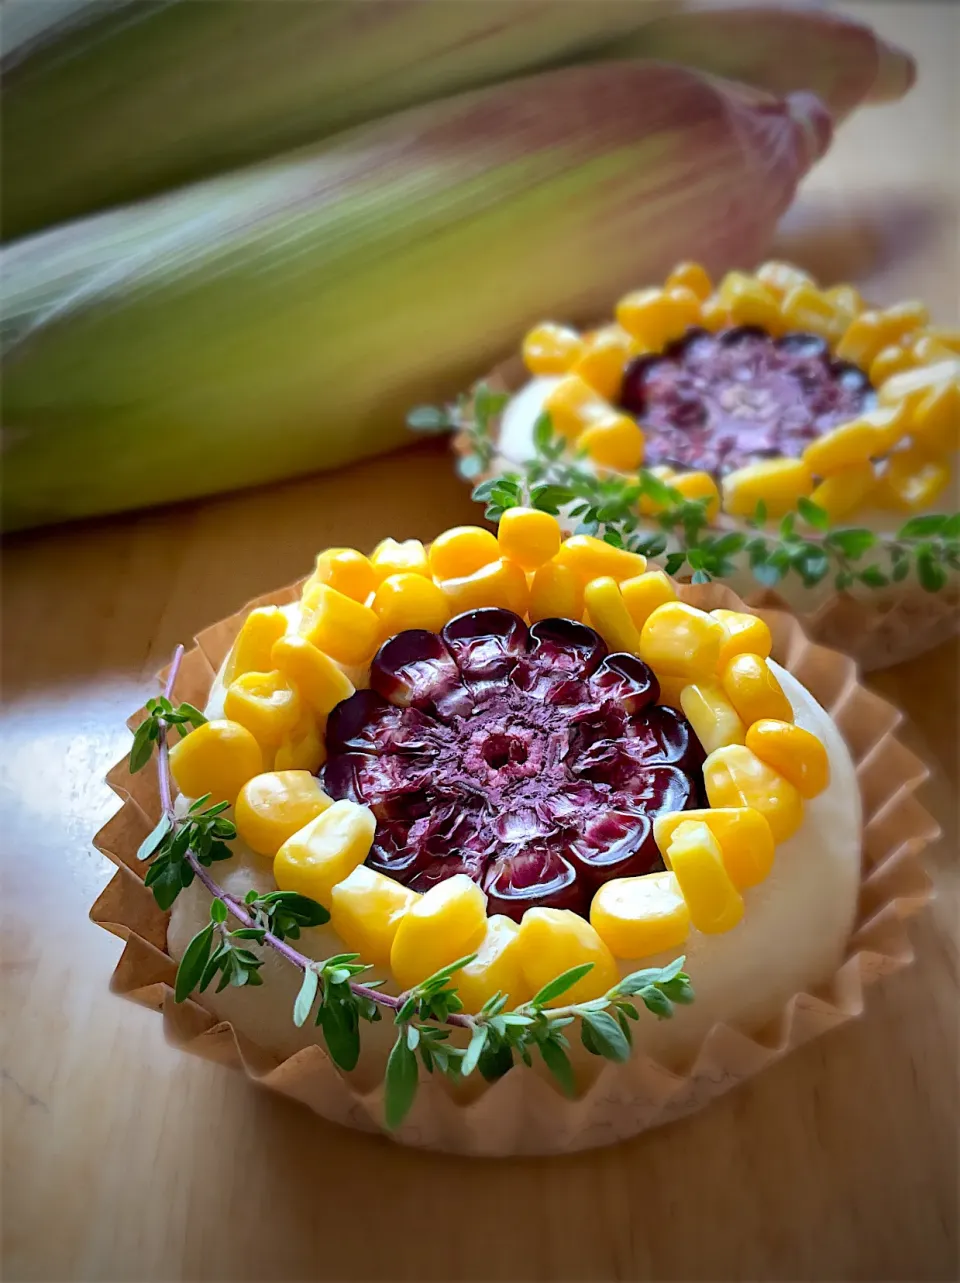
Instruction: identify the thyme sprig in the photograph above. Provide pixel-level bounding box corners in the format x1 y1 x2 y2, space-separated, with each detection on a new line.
127 646 693 1128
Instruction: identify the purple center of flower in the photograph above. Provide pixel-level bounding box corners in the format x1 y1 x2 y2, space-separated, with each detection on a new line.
320 610 705 921
618 326 875 474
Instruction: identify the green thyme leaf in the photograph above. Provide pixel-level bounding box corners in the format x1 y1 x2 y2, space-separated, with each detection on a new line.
385 1032 420 1129
580 1010 631 1062
175 923 214 1004
797 497 830 530
210 897 228 924
407 405 453 433
318 996 361 1071
917 550 946 592
539 1039 576 1097
293 968 319 1028
529 963 594 1009
639 985 674 1019
129 720 158 773
461 1025 488 1078
136 812 171 862
898 514 947 538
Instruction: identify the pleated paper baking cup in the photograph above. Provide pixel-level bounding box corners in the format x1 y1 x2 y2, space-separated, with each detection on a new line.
91 580 937 1155
453 355 959 672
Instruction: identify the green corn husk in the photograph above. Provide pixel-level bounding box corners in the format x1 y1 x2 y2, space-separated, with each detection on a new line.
1 61 831 531
0 0 670 238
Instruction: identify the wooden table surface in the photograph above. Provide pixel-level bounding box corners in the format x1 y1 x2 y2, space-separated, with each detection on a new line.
2 4 957 1280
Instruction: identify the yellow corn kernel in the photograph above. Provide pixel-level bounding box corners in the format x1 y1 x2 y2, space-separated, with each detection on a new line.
711 609 773 670
875 300 929 346
329 865 419 968
802 404 908 477
718 272 783 334
665 821 744 935
911 379 960 455
235 770 332 858
373 572 450 635
879 449 951 511
274 710 326 774
570 326 633 400
554 533 646 584
299 583 381 668
616 286 700 349
427 525 500 580
824 284 864 324
680 682 745 754
638 464 677 515
590 871 689 960
911 334 955 366
699 297 729 332
516 908 620 1005
666 261 712 301
745 719 830 799
224 669 301 748
168 719 263 805
721 653 794 725
654 807 775 890
543 374 613 440
721 457 813 519
370 537 429 581
389 874 488 990
272 634 354 716
639 601 724 680
878 358 960 413
620 570 677 629
455 915 528 1014
528 560 584 623
274 799 376 905
926 327 960 355
703 744 803 843
584 577 642 654
670 469 721 520
781 284 843 340
576 414 645 471
835 310 888 368
870 343 916 386
809 462 878 521
497 506 562 572
522 322 583 376
440 557 528 617
307 547 376 604
224 606 288 685
656 675 686 710
756 260 815 300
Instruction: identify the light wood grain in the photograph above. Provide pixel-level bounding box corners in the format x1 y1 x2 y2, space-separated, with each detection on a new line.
2 4 958 1280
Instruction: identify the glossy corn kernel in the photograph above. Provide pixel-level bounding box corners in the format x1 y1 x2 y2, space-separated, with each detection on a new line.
802 404 908 476
824 284 864 323
274 799 376 905
370 537 429 582
876 300 929 345
781 284 842 340
168 719 263 805
656 675 686 710
878 359 960 413
620 570 677 629
654 806 775 890
390 874 488 990
670 469 721 520
543 374 612 439
911 379 960 455
721 457 813 519
745 719 830 799
224 669 301 747
329 865 419 968
699 297 729 332
666 261 712 301
680 682 745 754
926 327 960 355
427 525 500 580
810 462 878 521
721 653 794 725
455 915 528 1014
756 260 815 300
441 557 528 616
703 744 803 843
516 907 620 1005
616 286 700 350
835 310 888 368
555 533 646 584
638 464 677 515
308 547 376 604
570 326 632 400
584 577 642 654
870 343 916 386
718 272 783 334
528 560 584 623
665 820 743 935
235 770 332 858
879 449 951 511
224 606 288 684
639 601 724 680
711 609 773 670
274 711 326 774
271 635 354 716
590 871 689 960
497 506 562 572
299 583 381 668
576 414 645 471
911 333 955 365
522 322 583 376
374 572 450 635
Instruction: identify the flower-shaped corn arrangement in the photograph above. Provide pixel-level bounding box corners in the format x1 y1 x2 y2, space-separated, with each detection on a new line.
167 515 830 1012
521 260 960 520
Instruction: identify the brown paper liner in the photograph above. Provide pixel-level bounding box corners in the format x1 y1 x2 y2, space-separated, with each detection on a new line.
92 580 938 1154
455 355 960 672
